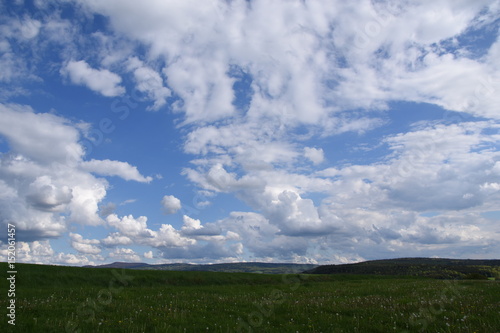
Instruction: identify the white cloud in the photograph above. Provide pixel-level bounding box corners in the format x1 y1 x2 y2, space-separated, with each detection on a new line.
105 213 195 249
161 195 181 214
0 16 41 86
70 232 101 255
127 57 171 111
66 176 108 226
120 199 137 205
181 215 222 237
0 15 42 41
327 122 500 211
81 159 152 183
165 55 236 123
98 213 240 262
306 121 500 259
216 212 311 260
16 241 55 262
25 175 73 212
61 60 125 97
387 55 500 119
0 240 101 266
266 190 336 236
109 248 141 262
179 120 500 260
304 147 324 165
144 250 153 259
381 122 500 211
106 214 150 237
18 17 42 39
101 232 133 246
152 223 196 248
0 104 83 164
182 215 201 230
0 104 152 241
52 253 100 266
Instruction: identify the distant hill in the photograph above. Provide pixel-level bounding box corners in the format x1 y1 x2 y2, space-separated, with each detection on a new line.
84 262 318 274
303 257 500 279
84 262 150 269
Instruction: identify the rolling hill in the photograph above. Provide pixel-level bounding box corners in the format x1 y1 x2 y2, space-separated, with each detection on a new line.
1 260 499 332
303 257 500 279
84 261 318 274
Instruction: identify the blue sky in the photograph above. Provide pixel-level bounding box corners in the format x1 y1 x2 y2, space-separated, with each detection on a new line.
1 0 499 265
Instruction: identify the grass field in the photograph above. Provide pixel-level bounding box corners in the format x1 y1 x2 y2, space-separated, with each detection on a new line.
1 262 499 332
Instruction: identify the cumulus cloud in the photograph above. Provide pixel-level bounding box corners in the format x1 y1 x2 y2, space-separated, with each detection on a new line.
101 232 133 246
98 213 241 262
70 232 101 255
0 104 152 242
0 106 100 234
266 190 334 236
127 57 171 111
161 195 181 214
109 248 141 262
106 214 150 237
26 176 73 212
0 240 101 266
61 60 125 97
152 223 196 248
181 215 222 237
105 213 196 249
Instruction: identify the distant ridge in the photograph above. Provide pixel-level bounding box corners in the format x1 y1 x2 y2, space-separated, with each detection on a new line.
303 257 500 279
83 262 151 269
83 262 318 274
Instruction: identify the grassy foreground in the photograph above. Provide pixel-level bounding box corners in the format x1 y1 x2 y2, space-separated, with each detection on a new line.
1 262 499 332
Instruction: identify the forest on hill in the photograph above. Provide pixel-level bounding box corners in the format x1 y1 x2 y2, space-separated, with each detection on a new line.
303 257 500 279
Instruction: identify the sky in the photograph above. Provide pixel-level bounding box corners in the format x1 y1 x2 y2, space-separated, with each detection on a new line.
0 0 499 266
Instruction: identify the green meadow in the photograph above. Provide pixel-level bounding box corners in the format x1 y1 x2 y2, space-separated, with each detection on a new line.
1 262 499 332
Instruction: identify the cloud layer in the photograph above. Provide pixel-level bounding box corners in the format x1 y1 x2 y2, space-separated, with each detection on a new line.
0 0 499 265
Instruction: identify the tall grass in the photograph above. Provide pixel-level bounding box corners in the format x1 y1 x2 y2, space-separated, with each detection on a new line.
1 263 499 332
